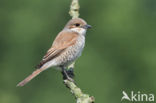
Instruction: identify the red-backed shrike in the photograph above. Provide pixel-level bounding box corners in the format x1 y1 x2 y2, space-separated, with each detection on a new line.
17 18 91 87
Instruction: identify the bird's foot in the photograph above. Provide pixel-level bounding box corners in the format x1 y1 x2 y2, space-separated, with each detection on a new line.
66 68 75 78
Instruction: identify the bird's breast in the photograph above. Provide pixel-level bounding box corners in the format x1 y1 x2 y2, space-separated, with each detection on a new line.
61 35 85 65
68 35 85 58
74 35 85 56
52 35 85 67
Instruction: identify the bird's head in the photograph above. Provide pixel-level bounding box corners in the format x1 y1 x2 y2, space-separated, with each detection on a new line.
64 18 91 35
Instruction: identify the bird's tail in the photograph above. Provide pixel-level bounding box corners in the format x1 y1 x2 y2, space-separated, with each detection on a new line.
17 67 46 87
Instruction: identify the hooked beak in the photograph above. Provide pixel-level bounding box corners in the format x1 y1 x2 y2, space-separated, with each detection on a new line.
82 24 92 29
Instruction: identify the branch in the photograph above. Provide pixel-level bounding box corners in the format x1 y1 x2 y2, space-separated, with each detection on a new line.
64 80 95 103
63 0 95 103
69 0 80 18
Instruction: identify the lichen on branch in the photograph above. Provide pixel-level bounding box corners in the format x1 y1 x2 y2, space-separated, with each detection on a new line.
64 80 95 103
69 0 80 18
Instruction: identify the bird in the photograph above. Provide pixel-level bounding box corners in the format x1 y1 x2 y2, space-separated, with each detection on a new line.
17 18 91 87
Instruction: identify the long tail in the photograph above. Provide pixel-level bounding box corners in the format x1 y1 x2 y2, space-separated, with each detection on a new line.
17 67 46 87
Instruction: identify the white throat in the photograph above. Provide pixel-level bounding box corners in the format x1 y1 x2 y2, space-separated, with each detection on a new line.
70 28 86 35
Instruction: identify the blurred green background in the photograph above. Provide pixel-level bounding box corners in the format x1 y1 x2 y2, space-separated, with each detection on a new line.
0 0 156 103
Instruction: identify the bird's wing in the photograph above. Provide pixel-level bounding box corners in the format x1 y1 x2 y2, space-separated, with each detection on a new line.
36 31 78 68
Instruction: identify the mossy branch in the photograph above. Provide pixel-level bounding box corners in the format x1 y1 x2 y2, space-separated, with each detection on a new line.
64 0 95 103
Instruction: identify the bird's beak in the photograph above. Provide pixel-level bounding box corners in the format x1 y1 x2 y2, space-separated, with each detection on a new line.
82 24 92 29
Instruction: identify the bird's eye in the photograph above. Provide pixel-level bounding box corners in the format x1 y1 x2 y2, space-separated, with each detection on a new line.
75 23 80 27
